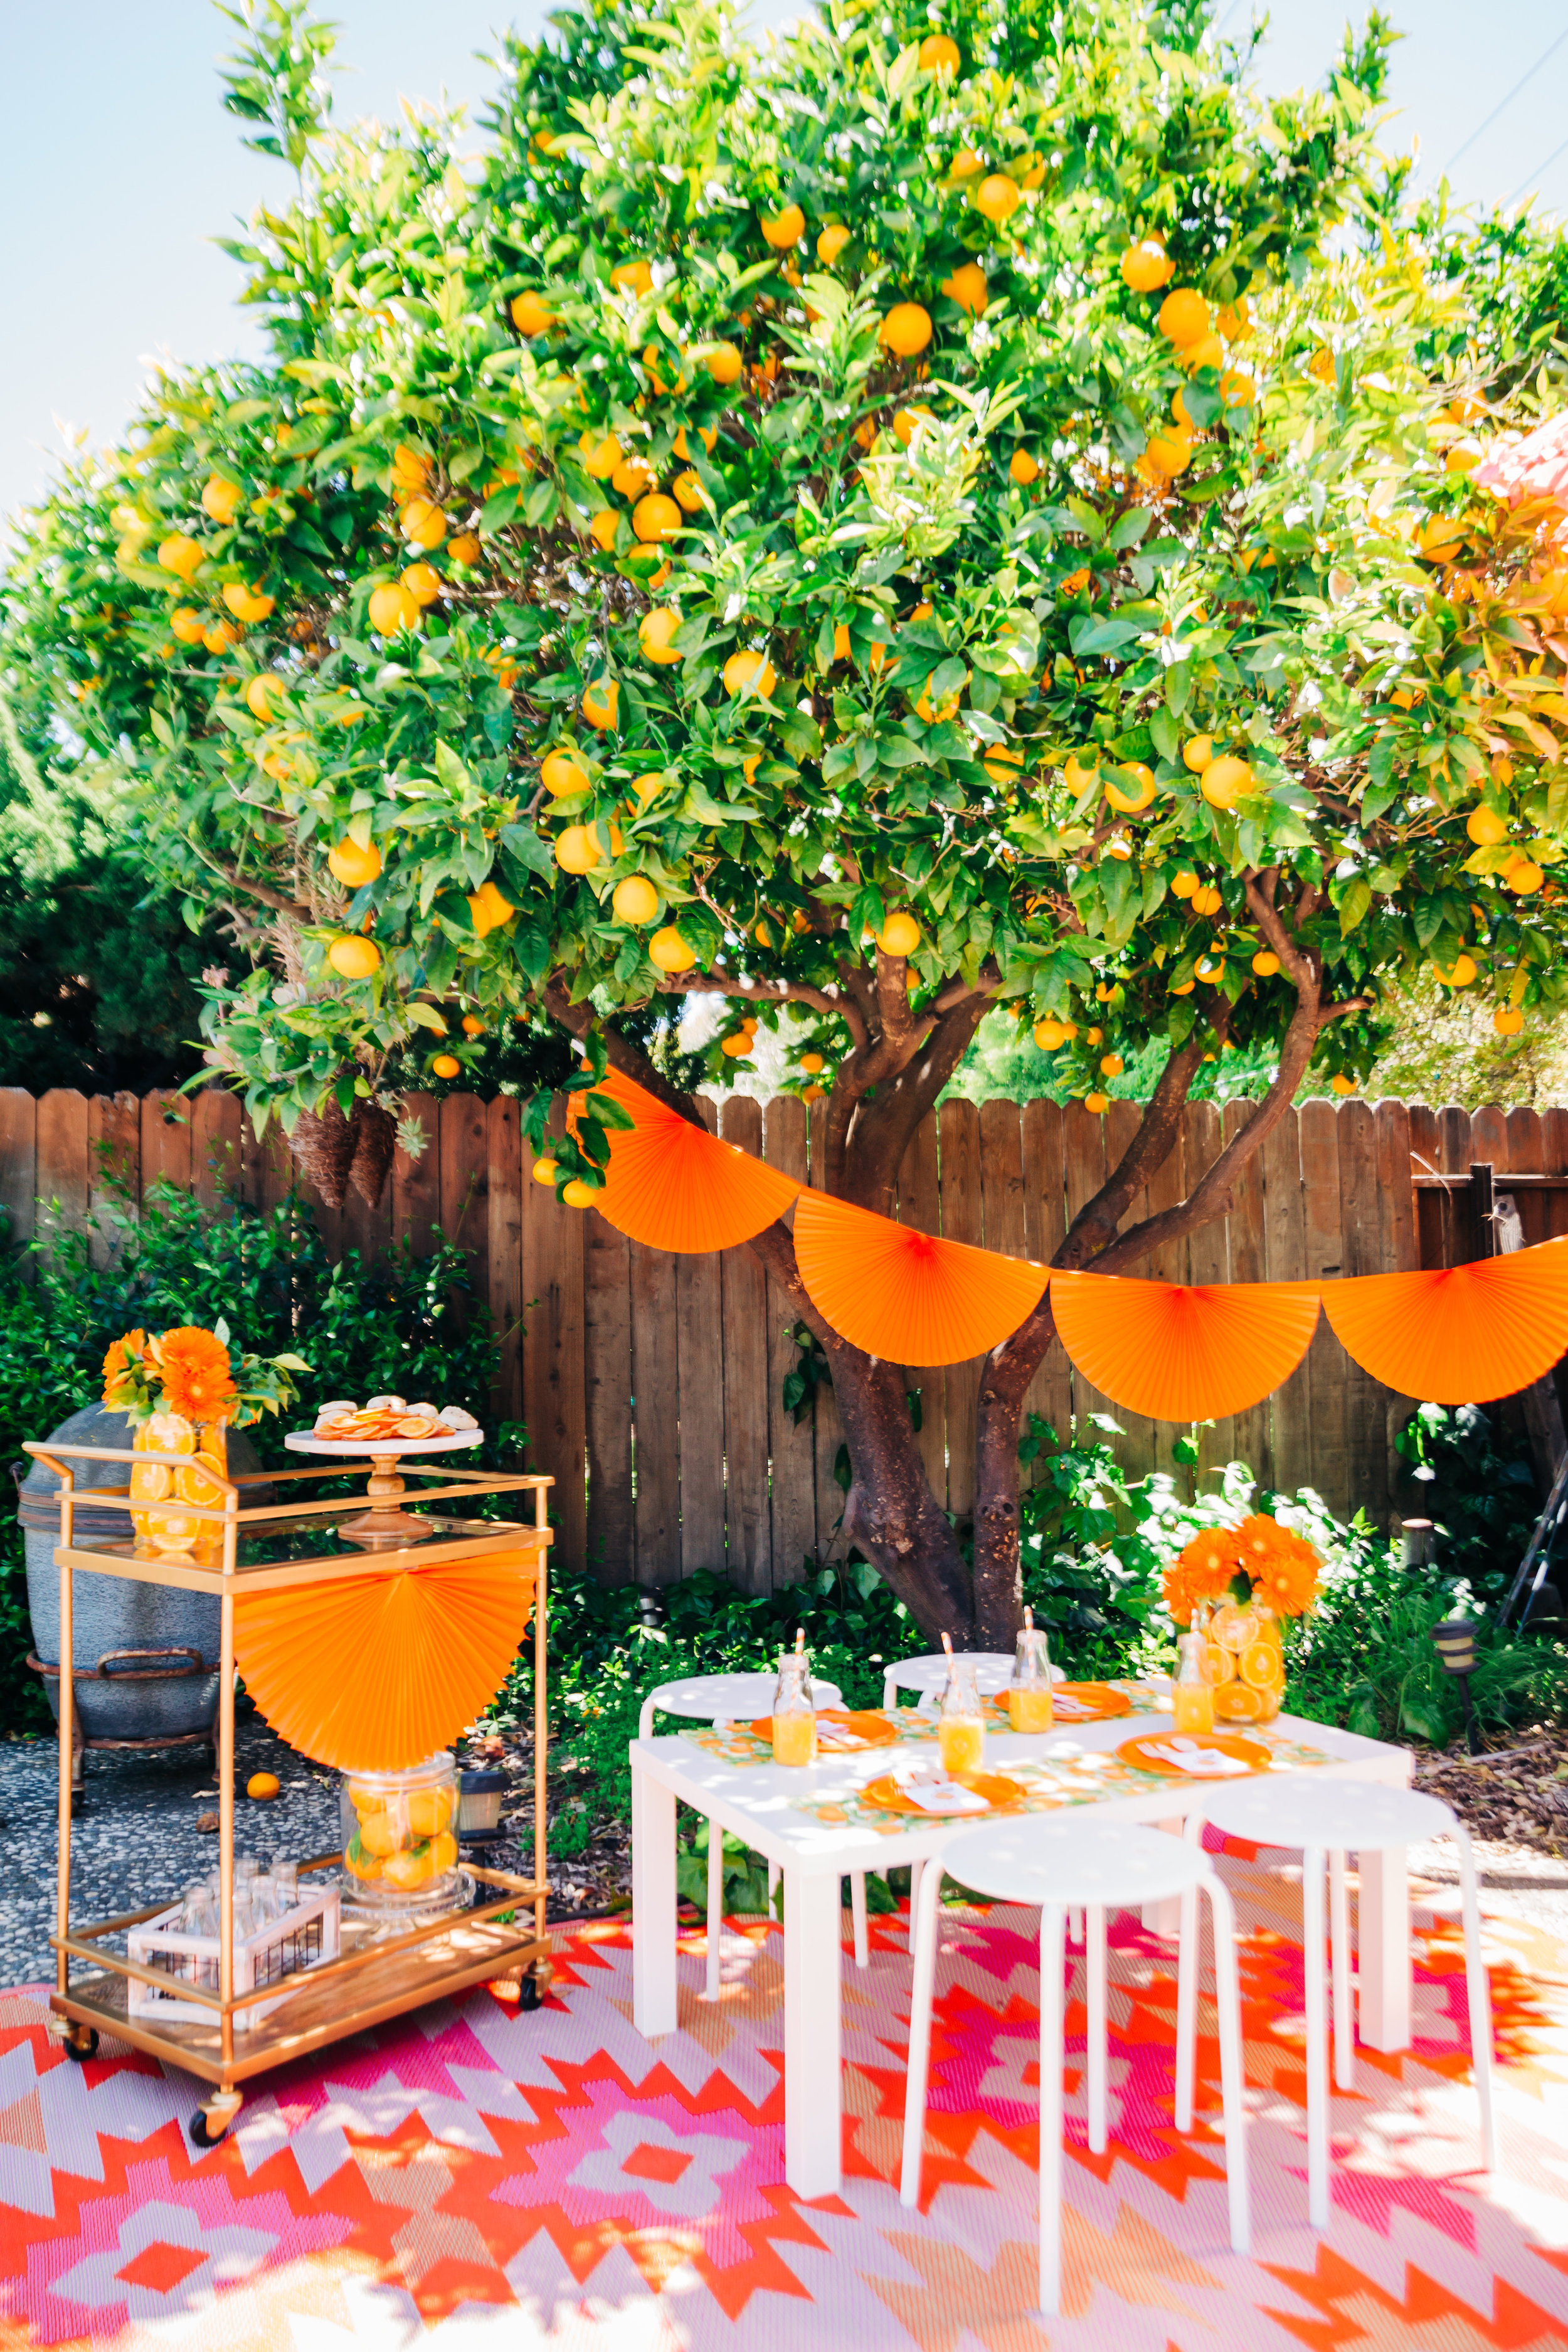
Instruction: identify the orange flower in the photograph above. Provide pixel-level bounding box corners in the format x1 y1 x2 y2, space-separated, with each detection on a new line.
1163 1512 1322 1624
157 1327 238 1425
1163 1525 1248 1625
101 1328 149 1402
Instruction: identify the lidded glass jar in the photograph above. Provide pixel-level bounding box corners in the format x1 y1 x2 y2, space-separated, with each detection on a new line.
1007 1607 1054 1732
771 1649 817 1767
340 1752 460 1907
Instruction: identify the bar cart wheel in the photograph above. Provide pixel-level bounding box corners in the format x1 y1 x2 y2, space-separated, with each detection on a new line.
63 2025 98 2062
519 1959 553 2012
189 2090 243 2147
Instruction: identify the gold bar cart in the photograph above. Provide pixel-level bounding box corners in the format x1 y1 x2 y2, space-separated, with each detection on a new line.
23 1437 553 2145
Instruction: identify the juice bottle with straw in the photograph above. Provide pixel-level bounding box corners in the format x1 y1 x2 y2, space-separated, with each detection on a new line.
771 1632 817 1766
1172 1629 1216 1735
1007 1606 1054 1732
938 1642 985 1774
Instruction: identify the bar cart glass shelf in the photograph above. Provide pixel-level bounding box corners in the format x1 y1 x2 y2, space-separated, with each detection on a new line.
23 1432 553 2147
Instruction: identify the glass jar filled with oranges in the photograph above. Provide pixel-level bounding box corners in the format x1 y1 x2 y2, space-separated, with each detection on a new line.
1204 1600 1286 1723
341 1754 461 1907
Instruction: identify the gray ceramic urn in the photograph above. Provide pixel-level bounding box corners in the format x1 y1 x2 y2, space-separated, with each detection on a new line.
20 1403 268 1743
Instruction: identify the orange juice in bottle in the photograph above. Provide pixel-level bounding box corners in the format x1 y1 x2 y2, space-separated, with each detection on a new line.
938 1653 985 1774
771 1636 817 1766
1171 1629 1216 1735
1007 1606 1054 1732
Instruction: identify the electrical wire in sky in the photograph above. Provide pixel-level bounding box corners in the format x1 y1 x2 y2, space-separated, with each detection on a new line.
1507 128 1568 211
1434 24 1568 184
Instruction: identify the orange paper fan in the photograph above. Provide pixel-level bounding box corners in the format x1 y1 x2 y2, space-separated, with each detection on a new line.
1320 1241 1568 1403
1048 1269 1323 1422
572 1067 801 1251
234 1551 538 1771
793 1190 1048 1364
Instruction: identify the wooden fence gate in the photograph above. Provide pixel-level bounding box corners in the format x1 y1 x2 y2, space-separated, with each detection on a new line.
3 1087 1565 1587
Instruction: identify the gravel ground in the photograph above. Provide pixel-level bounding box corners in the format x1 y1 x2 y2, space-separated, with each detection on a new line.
3 1719 1563 1988
0 1709 621 1989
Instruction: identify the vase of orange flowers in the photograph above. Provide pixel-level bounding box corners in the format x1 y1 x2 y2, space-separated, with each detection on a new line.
103 1323 308 1563
1162 1514 1323 1725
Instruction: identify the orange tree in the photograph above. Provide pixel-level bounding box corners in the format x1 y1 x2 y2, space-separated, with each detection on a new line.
8 0 1568 1642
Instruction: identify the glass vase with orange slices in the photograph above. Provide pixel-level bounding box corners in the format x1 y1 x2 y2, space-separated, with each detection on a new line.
1162 1512 1320 1728
103 1319 307 1562
1205 1600 1286 1723
130 1413 230 1564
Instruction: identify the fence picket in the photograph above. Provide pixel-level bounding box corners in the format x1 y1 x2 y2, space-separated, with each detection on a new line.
719 1096 770 1595
1224 1099 1271 1491
1337 1098 1386 1527
584 1206 634 1587
765 1097 815 1584
808 1098 849 1571
87 1093 141 1269
675 1100 726 1578
1019 1099 1069 1465
36 1091 90 1264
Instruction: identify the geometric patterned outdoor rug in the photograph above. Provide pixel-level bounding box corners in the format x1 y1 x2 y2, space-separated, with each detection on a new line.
2 1840 1566 2349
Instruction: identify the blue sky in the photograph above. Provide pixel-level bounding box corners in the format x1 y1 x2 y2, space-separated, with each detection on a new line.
5 2 1568 527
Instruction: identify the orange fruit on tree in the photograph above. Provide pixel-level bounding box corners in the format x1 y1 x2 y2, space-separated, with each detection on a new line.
223 580 275 622
817 224 852 265
1032 1017 1076 1049
579 431 621 479
532 1157 559 1185
983 743 1025 787
245 672 284 719
1183 331 1224 372
510 290 556 336
610 452 655 500
581 675 620 731
541 747 590 797
432 1053 461 1078
610 258 653 297
1433 953 1478 987
401 561 442 606
649 925 696 972
1120 239 1173 292
1182 734 1214 772
1200 755 1252 809
1084 1091 1110 1114
877 909 921 956
588 509 620 551
561 1179 599 1208
916 672 961 722
1466 804 1508 845
672 469 705 513
918 31 960 72
800 1051 825 1073
1104 764 1156 813
328 934 381 979
626 541 671 586
368 581 420 635
723 648 776 698
203 617 242 653
1157 288 1210 346
761 203 805 247
157 533 204 582
1330 1074 1356 1095
391 443 431 492
555 822 618 873
400 497 448 548
327 837 382 887
447 531 481 564
462 1014 484 1036
1507 857 1545 894
632 492 682 541
1252 949 1281 976
948 146 983 179
1170 870 1199 899
881 302 933 356
1145 428 1192 477
171 607 207 644
639 607 684 665
720 1030 751 1057
1307 345 1337 384
942 261 988 314
673 424 718 460
201 477 243 524
702 340 744 384
1100 1052 1124 1076
1009 448 1039 484
613 874 660 925
1190 882 1224 916
974 173 1020 222
1495 1006 1525 1034
629 770 667 808
1062 751 1099 792
468 879 515 935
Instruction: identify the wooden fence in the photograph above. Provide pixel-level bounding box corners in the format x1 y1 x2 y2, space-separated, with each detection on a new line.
3 1087 1565 1588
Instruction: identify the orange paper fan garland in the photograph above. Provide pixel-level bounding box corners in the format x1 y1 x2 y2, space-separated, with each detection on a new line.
1320 1241 1568 1404
571 1066 801 1251
233 1551 538 1771
1047 1269 1323 1423
793 1189 1048 1364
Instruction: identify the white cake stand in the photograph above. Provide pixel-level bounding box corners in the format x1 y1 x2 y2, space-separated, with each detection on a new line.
284 1428 482 1545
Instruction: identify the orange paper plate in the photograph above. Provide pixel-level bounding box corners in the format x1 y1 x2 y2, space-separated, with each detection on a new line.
982 1683 1131 1722
1320 1241 1568 1402
234 1550 538 1771
571 1066 801 1251
793 1190 1048 1365
861 1771 1029 1816
748 1709 899 1749
1049 1269 1322 1422
1118 1733 1272 1779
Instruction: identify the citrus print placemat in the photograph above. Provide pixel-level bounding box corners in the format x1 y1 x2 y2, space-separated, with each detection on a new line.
679 1684 1170 1767
791 1726 1340 1833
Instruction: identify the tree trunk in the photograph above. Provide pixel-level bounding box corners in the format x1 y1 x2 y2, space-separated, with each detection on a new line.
827 1338 975 1640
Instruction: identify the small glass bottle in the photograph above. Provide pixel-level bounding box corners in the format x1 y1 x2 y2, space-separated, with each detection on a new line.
1172 1628 1216 1735
271 1860 299 1915
177 1880 215 1985
938 1658 986 1775
771 1645 818 1766
1008 1606 1054 1733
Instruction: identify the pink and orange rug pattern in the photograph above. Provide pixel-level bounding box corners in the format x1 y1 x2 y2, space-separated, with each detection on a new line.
1 1843 1565 2349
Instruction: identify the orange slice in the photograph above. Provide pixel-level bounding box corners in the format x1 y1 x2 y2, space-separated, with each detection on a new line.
1213 1684 1265 1722
396 1416 440 1438
129 1460 173 1503
1240 1642 1283 1689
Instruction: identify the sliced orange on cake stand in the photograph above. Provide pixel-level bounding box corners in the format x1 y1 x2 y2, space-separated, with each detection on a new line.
285 1411 483 1547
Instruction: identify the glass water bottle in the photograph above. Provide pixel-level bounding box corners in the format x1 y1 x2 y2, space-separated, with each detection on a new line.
1007 1608 1054 1732
938 1658 986 1775
771 1648 818 1766
1172 1628 1217 1735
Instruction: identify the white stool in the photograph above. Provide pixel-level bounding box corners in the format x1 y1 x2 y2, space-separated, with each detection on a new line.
881 1652 1068 1951
1179 1776 1495 2228
637 1673 868 1993
901 1816 1249 2318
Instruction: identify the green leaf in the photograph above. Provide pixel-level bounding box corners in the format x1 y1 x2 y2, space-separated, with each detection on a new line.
1338 876 1372 935
480 484 522 533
